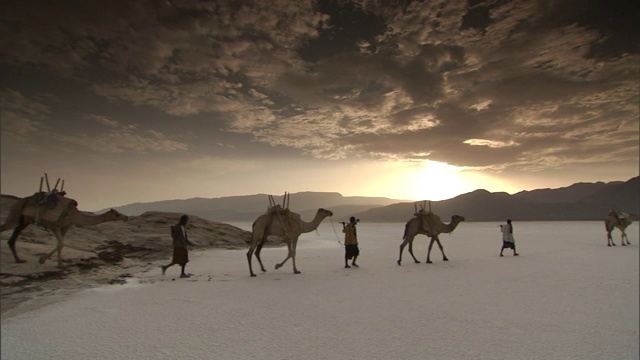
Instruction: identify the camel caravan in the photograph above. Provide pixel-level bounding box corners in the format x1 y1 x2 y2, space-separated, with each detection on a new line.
1 176 636 276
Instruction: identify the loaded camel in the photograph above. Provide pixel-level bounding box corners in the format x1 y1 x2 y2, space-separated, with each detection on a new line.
605 210 634 246
246 193 333 277
0 192 128 268
397 206 465 265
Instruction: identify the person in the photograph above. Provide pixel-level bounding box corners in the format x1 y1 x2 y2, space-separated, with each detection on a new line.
342 216 360 268
500 219 519 257
161 214 194 278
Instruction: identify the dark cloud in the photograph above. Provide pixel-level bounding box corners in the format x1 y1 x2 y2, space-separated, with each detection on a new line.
0 0 637 176
297 0 388 62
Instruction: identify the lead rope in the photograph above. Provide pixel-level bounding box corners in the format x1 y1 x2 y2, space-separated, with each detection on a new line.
464 222 502 229
329 217 344 247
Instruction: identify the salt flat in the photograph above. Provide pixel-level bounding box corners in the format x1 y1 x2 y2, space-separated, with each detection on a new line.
1 221 638 360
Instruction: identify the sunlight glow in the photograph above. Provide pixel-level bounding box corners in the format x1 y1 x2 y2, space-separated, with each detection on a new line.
354 159 524 202
464 139 518 148
358 160 472 202
411 160 467 201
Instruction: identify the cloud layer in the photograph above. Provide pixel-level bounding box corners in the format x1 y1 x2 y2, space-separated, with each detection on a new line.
1 0 638 189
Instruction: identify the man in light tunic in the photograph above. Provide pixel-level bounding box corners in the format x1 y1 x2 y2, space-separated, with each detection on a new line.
500 219 519 257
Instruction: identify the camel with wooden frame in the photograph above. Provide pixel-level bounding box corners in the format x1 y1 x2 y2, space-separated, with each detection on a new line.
0 174 128 267
246 192 333 277
397 201 465 265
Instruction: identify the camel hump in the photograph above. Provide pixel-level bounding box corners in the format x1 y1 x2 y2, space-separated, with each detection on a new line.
22 194 77 222
268 205 288 214
610 210 634 226
268 205 299 222
417 210 444 234
619 213 633 227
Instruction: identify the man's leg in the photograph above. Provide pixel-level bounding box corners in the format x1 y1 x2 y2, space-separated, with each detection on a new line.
180 264 191 278
161 263 175 275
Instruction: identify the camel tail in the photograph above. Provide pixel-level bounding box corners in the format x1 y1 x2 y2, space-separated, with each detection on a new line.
402 221 410 240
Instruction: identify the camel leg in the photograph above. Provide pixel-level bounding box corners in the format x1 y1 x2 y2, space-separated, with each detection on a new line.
426 237 435 263
7 223 29 263
40 229 65 268
247 230 268 276
55 227 72 267
246 244 257 277
398 236 419 265
275 240 293 270
254 239 268 272
605 222 615 246
398 239 409 265
621 231 630 246
434 236 448 261
290 239 300 274
407 239 420 263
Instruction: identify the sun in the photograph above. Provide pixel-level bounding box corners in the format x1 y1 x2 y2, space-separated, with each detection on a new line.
357 160 471 201
348 159 506 202
410 160 468 201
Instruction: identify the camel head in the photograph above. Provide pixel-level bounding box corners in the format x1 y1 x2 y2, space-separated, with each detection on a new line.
318 208 334 218
452 215 465 223
105 209 129 222
447 215 465 233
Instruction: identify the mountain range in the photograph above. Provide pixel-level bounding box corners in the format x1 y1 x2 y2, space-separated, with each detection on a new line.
98 176 639 222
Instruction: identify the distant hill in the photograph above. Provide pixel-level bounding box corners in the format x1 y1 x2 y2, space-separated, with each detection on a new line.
99 192 408 222
5 177 637 223
352 177 639 222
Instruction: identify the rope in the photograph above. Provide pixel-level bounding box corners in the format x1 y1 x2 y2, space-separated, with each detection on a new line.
464 222 502 229
328 217 344 247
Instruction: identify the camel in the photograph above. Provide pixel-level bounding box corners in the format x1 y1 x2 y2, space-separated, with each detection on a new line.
0 192 128 267
605 210 634 246
397 210 465 265
246 205 333 277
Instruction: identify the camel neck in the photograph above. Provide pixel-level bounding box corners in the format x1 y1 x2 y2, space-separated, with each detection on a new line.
300 211 326 233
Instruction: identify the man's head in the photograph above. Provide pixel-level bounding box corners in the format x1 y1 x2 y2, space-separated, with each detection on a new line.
180 215 189 225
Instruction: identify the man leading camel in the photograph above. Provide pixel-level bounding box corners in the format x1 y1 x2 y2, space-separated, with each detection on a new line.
161 215 194 278
342 216 360 268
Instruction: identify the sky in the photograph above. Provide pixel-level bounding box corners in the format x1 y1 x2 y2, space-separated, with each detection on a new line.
1 0 638 212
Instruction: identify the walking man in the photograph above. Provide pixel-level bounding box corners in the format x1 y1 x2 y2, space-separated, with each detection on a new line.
500 219 519 257
161 214 194 278
342 216 360 268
